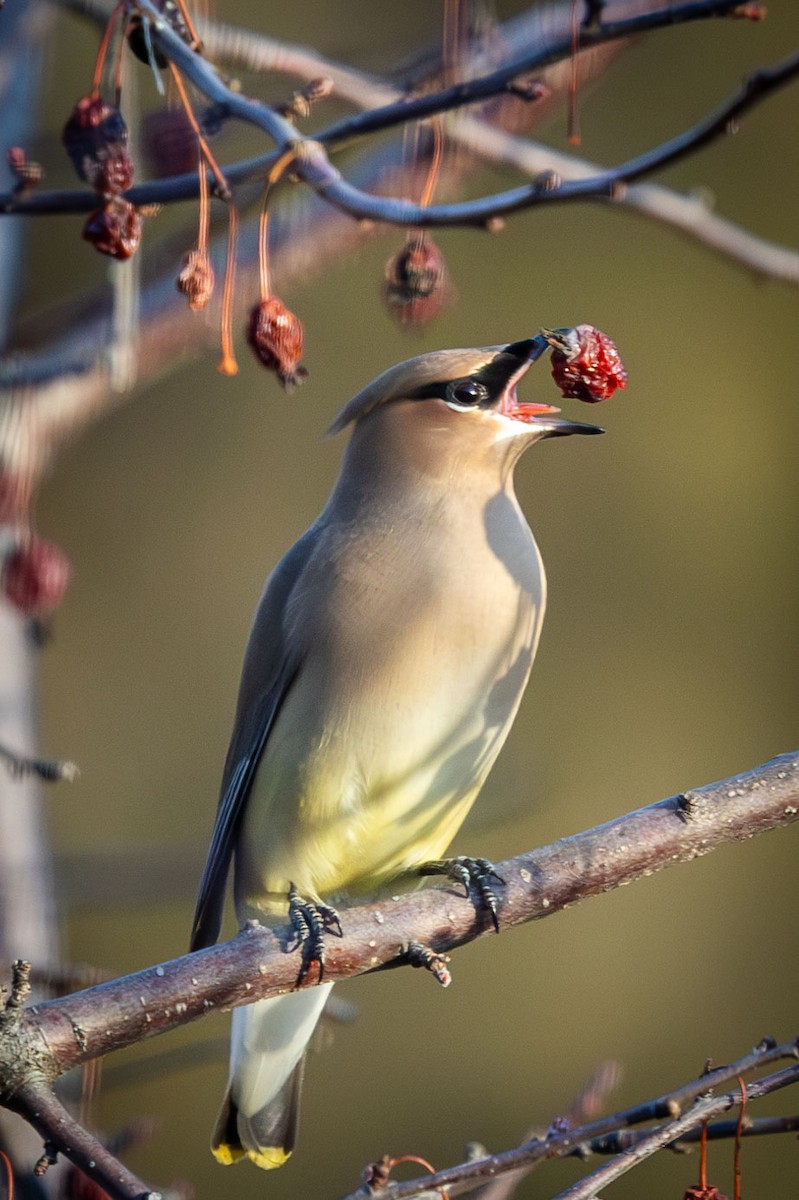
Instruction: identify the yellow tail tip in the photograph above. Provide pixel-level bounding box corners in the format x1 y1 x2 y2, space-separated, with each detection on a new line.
247 1146 292 1170
211 1142 291 1170
211 1143 246 1166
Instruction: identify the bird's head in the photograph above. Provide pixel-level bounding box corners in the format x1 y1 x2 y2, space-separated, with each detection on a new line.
328 336 604 446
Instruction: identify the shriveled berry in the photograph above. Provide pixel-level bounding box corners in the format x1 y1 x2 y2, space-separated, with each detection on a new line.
3 538 72 617
7 147 42 191
83 200 142 260
177 249 214 310
384 237 449 328
546 324 628 403
127 1 200 68
682 1187 729 1200
141 108 198 178
247 298 308 391
62 96 133 195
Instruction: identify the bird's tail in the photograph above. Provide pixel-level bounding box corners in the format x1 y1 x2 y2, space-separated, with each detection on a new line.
212 982 334 1169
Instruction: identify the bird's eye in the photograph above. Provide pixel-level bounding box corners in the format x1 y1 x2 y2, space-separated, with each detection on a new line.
445 379 489 410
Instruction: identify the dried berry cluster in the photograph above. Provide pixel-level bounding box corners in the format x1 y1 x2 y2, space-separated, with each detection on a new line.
63 95 141 261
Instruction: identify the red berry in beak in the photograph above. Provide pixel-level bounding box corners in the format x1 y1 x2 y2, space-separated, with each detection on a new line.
547 324 628 403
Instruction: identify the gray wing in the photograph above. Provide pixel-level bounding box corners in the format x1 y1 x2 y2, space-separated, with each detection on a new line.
189 525 323 952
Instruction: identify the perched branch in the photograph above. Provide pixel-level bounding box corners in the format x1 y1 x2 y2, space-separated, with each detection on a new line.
0 749 790 1199
10 750 795 1073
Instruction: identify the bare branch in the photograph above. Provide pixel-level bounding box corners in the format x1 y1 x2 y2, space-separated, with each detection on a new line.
462 124 799 283
9 751 799 1077
585 1112 799 1154
0 742 78 784
9 2 796 232
336 1044 799 1200
548 1065 799 1200
11 1083 157 1200
292 50 799 229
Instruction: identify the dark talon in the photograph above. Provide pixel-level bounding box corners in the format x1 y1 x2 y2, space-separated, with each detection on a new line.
404 941 451 988
418 855 505 933
287 884 342 986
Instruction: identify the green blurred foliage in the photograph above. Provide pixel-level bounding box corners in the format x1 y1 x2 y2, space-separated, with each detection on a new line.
16 2 799 1198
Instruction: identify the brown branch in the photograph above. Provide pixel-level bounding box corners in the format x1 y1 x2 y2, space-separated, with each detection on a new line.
9 750 794 1077
340 1045 799 1200
9 1 794 232
548 1065 799 1200
586 1112 799 1154
0 749 789 1200
10 1084 156 1200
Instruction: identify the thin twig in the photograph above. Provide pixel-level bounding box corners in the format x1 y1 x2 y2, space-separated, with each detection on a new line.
0 743 78 784
548 1066 798 1200
585 1111 799 1153
7 1 794 233
335 1055 799 1200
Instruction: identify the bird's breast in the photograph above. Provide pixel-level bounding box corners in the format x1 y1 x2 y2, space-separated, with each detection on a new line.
235 485 545 916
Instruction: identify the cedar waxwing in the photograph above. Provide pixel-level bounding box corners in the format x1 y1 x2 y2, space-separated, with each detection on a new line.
190 336 602 1169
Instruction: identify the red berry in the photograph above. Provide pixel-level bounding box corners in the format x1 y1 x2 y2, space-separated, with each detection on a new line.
141 108 198 178
3 538 72 617
62 96 133 195
547 324 627 403
384 237 449 328
247 298 308 391
83 200 142 260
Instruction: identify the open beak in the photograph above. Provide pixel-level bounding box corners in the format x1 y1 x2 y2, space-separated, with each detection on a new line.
495 337 604 437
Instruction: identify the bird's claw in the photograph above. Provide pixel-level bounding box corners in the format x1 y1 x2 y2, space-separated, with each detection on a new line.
403 940 452 987
287 884 342 985
418 855 505 932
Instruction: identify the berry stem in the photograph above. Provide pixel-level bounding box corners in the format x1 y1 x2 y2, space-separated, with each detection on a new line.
197 152 209 258
167 62 230 200
91 2 124 96
258 148 297 303
568 0 582 146
218 203 239 376
172 0 202 52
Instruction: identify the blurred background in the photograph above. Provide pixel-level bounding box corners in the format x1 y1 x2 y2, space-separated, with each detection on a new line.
3 1 799 1197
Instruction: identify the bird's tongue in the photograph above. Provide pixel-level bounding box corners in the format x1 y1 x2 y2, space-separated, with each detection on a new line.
501 388 560 424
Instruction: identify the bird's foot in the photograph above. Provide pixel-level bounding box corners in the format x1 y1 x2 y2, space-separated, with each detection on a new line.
418 855 505 932
287 884 342 985
403 940 452 988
